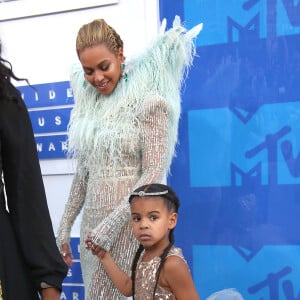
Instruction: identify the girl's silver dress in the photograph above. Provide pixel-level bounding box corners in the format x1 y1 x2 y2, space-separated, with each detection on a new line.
135 247 186 300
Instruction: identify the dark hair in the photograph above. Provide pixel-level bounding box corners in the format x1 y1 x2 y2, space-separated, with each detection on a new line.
129 183 180 299
0 41 29 100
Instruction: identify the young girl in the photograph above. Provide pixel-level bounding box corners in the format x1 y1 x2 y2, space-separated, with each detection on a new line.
86 183 200 300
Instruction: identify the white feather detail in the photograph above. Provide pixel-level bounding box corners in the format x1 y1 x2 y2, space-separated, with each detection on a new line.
67 16 203 178
187 22 203 40
159 17 167 36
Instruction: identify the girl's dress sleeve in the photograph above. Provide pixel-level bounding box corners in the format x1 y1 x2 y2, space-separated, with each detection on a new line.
90 97 169 250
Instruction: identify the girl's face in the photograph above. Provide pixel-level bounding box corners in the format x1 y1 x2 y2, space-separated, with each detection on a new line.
130 197 177 252
79 44 124 96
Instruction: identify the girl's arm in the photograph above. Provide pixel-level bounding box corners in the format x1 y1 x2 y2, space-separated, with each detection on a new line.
93 247 133 297
162 256 201 300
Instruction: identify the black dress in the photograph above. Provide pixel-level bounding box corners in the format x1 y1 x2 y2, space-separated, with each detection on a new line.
0 83 68 299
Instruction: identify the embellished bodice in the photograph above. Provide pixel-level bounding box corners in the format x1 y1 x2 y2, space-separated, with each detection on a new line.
135 247 186 300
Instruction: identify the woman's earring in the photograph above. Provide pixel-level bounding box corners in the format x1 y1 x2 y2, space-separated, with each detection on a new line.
121 63 128 82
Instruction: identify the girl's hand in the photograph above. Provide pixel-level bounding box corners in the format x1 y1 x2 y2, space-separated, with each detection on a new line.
61 243 74 266
85 237 106 259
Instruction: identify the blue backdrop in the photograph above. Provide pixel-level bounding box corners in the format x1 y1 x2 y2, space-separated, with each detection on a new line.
160 0 300 299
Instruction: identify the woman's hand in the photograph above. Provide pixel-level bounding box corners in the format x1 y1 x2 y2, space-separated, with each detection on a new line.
61 243 74 266
41 287 61 300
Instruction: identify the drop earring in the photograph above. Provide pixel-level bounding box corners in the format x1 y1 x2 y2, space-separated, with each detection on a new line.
121 63 128 82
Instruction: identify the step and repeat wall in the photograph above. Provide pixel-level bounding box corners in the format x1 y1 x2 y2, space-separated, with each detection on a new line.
1 0 300 299
160 0 300 299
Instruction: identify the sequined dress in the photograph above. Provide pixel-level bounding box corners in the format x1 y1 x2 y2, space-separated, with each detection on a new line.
56 17 202 300
58 87 172 300
135 247 186 300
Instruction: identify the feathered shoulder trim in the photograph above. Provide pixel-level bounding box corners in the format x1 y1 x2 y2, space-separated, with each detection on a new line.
127 15 203 101
67 16 203 175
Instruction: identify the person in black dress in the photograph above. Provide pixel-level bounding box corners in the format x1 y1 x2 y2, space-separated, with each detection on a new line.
0 41 68 299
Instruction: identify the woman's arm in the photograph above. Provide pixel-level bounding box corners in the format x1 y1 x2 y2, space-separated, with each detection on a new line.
56 171 87 265
55 63 89 263
41 287 61 300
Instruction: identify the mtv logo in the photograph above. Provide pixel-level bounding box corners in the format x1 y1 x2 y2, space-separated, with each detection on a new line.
231 163 262 186
277 0 300 36
184 0 266 46
184 0 300 47
193 245 300 300
188 102 300 187
228 14 260 43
